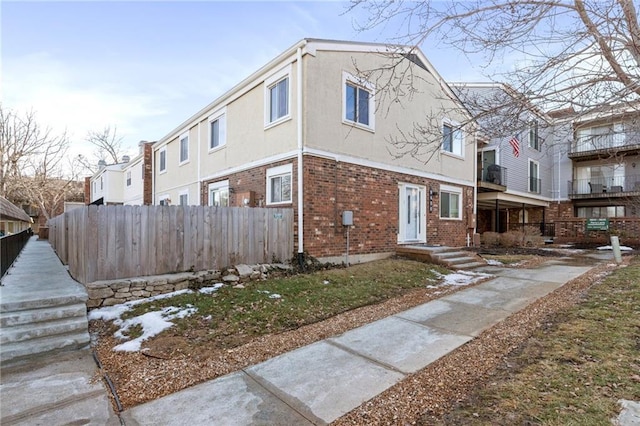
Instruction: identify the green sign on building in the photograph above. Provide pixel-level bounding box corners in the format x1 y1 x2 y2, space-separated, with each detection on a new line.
585 218 609 231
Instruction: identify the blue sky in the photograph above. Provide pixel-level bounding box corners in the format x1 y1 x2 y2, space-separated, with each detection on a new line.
2 1 488 160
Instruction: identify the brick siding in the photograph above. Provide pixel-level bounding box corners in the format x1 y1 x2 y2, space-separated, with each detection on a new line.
201 155 474 258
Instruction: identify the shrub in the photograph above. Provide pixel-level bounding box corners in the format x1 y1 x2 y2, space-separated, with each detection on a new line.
481 232 500 247
499 231 524 248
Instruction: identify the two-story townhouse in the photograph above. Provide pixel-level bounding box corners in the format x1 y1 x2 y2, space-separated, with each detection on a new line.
451 83 558 237
565 105 640 218
86 142 154 206
153 39 477 263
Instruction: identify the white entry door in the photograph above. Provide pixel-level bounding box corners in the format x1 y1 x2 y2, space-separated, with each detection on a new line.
400 184 426 243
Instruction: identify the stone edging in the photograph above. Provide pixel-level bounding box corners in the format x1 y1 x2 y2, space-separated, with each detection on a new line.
85 263 291 308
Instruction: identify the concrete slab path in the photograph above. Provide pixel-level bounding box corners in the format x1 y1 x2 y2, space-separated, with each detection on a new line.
122 261 595 425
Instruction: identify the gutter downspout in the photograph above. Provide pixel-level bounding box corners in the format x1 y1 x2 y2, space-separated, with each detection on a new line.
296 46 304 265
197 122 201 204
152 148 156 205
472 131 478 246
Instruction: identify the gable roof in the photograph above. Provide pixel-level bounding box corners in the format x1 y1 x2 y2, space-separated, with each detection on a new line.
0 196 32 223
153 38 472 149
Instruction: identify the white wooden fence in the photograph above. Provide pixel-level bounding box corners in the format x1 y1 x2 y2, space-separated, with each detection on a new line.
48 205 294 283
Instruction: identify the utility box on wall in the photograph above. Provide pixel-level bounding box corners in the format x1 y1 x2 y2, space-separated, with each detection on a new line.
342 211 353 226
235 191 256 207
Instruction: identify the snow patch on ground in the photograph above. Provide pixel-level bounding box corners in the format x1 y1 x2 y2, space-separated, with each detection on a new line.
431 270 493 286
485 259 503 266
597 245 633 251
113 305 197 352
199 283 224 294
88 289 196 352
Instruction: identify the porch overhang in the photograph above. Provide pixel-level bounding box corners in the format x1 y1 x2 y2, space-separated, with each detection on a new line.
477 192 550 210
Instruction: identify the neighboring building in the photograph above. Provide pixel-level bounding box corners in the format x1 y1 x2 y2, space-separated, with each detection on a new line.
86 142 154 206
451 83 558 236
153 39 478 262
0 196 32 235
565 106 640 218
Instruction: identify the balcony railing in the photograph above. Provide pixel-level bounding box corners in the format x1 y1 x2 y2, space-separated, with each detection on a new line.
529 177 541 194
570 133 640 158
568 174 640 197
478 164 507 186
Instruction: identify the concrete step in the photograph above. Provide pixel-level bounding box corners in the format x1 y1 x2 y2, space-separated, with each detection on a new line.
1 303 87 327
438 256 477 265
0 293 87 313
1 332 91 367
1 315 88 345
433 251 468 259
454 262 487 270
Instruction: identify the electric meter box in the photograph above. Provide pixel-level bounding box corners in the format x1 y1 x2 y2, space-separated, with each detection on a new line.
342 211 353 226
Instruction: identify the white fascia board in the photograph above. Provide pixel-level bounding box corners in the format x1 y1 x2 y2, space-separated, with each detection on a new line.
200 150 299 182
155 40 310 149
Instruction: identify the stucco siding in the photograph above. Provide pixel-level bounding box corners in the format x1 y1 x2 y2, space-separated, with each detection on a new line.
303 50 475 183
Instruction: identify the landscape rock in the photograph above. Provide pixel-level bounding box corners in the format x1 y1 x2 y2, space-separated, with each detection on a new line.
235 264 253 278
223 274 240 283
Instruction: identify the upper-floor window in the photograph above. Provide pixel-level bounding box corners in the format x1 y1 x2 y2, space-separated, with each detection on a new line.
126 171 131 187
179 133 189 164
343 72 375 130
209 109 226 151
264 66 291 127
528 120 540 151
442 121 463 157
529 159 540 193
159 148 167 173
269 78 288 122
208 180 230 207
266 164 292 205
100 176 103 190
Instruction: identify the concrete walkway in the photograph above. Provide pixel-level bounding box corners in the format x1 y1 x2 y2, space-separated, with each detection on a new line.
0 238 119 425
120 258 597 425
2 239 636 425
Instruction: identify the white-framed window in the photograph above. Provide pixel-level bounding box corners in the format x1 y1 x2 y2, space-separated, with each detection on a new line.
100 176 103 190
159 148 167 173
179 190 188 206
264 66 291 127
266 164 292 205
208 180 230 207
442 120 464 157
209 108 227 151
528 159 540 193
159 195 170 206
528 120 540 150
440 184 462 220
126 171 131 187
179 132 189 164
342 72 375 130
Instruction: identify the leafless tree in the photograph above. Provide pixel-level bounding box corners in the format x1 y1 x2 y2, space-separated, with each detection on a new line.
78 125 128 173
0 105 84 221
348 0 640 161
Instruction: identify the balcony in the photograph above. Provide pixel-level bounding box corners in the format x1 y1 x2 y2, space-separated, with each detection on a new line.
568 175 640 199
478 164 507 192
569 133 640 160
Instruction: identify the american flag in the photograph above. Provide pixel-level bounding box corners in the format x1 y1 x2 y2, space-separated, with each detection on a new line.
509 136 520 158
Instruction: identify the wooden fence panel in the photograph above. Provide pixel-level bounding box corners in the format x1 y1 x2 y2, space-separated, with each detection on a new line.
47 205 293 283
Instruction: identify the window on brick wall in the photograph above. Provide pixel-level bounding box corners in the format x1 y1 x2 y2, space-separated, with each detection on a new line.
208 180 230 207
266 164 292 205
440 185 462 219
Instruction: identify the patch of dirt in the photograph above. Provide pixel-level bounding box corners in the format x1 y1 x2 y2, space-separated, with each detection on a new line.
91 280 483 410
92 252 623 422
